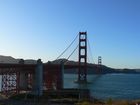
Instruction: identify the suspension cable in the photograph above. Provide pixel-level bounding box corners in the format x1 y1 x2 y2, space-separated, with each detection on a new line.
87 39 95 64
56 34 79 60
64 44 79 64
87 56 91 63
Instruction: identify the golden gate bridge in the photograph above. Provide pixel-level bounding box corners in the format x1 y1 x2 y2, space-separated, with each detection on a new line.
0 32 102 96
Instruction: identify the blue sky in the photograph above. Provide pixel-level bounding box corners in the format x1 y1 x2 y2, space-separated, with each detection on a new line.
0 0 140 69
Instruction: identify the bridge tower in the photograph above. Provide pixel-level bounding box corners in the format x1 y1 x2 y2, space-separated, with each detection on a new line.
98 56 102 65
78 32 87 83
97 56 102 73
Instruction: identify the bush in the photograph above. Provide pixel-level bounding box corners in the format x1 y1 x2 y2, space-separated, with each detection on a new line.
106 98 113 105
75 101 91 105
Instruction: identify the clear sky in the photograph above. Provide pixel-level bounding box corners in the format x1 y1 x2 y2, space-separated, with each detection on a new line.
0 0 140 69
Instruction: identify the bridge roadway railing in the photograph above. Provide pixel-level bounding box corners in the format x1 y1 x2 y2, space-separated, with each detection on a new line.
0 62 100 96
0 63 80 96
0 63 36 96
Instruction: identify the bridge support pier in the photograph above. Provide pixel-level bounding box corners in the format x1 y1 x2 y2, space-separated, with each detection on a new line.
33 59 43 96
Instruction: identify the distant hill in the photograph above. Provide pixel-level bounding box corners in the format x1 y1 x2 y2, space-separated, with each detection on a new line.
0 55 18 63
48 59 140 74
0 55 139 74
0 55 37 64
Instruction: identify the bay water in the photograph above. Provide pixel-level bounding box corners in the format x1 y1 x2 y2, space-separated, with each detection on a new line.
64 73 140 100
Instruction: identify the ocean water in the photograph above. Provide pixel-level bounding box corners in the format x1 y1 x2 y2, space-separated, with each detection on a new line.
64 74 140 100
